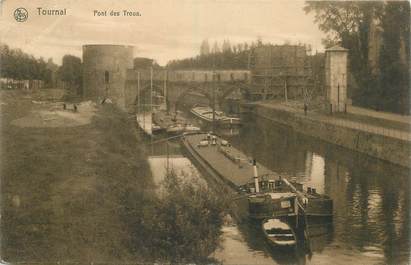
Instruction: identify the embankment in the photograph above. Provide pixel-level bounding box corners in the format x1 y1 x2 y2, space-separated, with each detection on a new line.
247 103 410 168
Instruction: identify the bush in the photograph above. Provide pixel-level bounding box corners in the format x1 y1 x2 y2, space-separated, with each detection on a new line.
127 170 228 264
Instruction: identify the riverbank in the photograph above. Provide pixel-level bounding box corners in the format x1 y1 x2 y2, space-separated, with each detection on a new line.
1 90 153 263
245 101 410 168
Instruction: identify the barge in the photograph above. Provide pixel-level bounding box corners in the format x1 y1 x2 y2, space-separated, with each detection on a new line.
181 132 333 220
153 110 200 135
190 106 241 127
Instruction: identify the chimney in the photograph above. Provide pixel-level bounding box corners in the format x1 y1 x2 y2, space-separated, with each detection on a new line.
253 159 259 193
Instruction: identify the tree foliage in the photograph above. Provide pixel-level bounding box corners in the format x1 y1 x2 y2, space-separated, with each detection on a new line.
304 1 410 114
304 1 384 85
200 39 210 56
123 170 228 263
167 39 258 70
378 2 410 113
0 43 54 84
57 55 82 93
58 55 82 83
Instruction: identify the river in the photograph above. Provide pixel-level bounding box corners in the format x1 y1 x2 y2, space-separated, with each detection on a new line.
145 114 410 265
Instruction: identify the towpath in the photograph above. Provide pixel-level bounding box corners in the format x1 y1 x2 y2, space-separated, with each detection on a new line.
256 101 411 142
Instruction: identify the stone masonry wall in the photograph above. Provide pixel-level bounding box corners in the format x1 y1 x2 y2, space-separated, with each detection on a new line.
252 104 410 168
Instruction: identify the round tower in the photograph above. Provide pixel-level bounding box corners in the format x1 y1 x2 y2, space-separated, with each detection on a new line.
82 44 134 109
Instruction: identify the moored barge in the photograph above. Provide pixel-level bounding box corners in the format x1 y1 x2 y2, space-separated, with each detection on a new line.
153 110 200 135
190 106 241 127
181 132 333 220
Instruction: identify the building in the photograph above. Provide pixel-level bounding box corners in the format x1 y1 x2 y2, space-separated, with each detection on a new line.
249 44 312 101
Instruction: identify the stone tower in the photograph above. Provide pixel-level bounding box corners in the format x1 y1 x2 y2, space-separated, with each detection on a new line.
325 45 348 113
82 44 134 110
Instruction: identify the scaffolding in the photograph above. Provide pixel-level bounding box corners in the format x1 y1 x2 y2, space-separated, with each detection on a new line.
248 44 323 102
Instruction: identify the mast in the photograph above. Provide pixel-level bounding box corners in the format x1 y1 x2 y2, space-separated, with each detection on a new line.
212 50 216 133
150 66 153 154
137 71 140 115
164 70 168 113
284 78 288 103
142 71 145 133
212 71 216 132
150 66 153 114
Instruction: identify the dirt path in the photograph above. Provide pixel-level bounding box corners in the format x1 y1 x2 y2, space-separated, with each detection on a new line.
11 100 97 128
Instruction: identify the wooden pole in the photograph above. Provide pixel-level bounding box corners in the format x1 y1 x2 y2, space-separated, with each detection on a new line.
137 72 140 114
150 67 153 114
164 70 168 113
150 67 153 152
166 140 169 174
212 71 216 132
284 78 288 103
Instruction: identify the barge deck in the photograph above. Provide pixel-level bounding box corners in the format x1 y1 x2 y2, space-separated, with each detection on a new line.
181 133 274 188
181 133 333 219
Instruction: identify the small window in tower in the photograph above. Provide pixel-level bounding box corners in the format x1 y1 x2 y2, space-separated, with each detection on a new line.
105 71 110 84
230 73 234 81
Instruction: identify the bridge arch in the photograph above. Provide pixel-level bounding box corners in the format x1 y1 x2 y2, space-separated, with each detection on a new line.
172 81 252 111
174 84 212 111
133 82 165 106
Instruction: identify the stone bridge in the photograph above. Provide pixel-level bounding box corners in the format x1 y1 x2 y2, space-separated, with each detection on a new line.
125 69 251 112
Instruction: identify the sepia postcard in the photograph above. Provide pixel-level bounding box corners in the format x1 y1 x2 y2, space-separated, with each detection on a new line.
0 0 410 264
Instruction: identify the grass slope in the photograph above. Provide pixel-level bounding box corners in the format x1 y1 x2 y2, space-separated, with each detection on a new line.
1 91 152 263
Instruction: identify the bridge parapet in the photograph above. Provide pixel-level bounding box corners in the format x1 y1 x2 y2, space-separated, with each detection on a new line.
126 69 251 83
125 68 251 113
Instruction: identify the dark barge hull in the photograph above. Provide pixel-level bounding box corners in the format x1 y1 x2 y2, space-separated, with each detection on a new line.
180 133 333 220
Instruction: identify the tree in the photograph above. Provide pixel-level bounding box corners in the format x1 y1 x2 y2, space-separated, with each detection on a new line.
304 1 410 114
304 1 383 80
58 55 82 94
0 43 53 82
128 170 228 263
256 36 263 47
200 39 210 56
46 58 58 88
378 1 410 113
222 39 232 53
166 40 255 70
212 41 220 54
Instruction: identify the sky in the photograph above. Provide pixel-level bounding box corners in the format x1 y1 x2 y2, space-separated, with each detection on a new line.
0 0 326 66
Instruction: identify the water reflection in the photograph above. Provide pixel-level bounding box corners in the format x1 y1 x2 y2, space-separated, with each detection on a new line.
147 114 409 264
304 153 325 194
223 116 410 264
212 224 278 265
